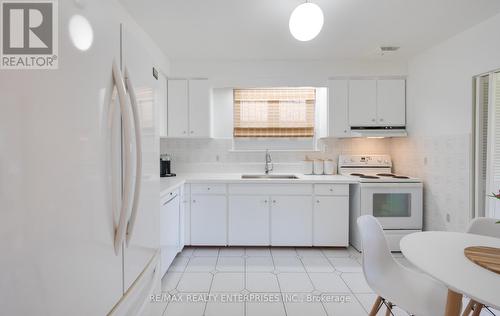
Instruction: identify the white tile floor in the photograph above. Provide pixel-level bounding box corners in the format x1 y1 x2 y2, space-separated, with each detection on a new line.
157 246 498 316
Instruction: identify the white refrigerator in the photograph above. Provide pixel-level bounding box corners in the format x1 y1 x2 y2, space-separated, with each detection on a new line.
0 1 161 315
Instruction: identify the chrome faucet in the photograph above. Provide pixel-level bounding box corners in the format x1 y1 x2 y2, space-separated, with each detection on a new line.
265 149 273 174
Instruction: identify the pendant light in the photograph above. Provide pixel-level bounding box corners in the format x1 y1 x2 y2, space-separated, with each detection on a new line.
289 1 324 41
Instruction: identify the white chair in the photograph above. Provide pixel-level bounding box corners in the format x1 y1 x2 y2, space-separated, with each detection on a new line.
466 217 500 238
357 215 448 316
462 217 500 316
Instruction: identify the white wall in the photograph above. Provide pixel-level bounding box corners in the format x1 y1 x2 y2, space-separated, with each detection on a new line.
407 14 500 137
394 12 500 231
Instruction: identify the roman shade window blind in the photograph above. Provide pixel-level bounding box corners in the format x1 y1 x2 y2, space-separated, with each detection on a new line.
233 88 315 137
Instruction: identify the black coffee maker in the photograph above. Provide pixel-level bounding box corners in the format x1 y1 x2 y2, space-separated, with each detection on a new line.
160 154 176 177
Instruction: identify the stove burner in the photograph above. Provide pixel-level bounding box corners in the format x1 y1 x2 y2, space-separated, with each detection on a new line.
376 173 410 179
350 173 365 176
360 175 380 179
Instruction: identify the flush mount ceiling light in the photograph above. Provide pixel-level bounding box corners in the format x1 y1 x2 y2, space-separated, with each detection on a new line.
289 1 324 41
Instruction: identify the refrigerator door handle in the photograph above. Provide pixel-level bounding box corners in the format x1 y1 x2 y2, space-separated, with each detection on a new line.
112 60 135 255
124 67 143 246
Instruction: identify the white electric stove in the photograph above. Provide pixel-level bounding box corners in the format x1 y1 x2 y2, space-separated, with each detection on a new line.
338 154 423 252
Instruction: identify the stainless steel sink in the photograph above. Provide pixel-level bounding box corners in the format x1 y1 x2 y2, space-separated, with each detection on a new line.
241 174 298 179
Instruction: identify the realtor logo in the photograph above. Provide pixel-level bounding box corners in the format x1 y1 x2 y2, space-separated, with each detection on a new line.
1 0 58 69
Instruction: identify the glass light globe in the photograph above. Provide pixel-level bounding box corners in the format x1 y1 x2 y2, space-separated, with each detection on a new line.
289 2 324 41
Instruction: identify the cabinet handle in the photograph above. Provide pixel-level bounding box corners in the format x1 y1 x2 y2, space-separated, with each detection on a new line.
190 131 194 134
329 188 333 192
183 131 186 134
316 200 320 203
264 200 268 204
371 118 376 122
379 118 384 122
207 187 211 191
272 200 276 204
192 200 196 203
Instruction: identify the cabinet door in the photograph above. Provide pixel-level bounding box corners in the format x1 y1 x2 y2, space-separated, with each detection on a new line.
188 79 211 137
313 196 349 246
167 79 189 137
376 79 406 126
160 193 180 276
348 80 377 126
158 73 168 137
271 196 312 246
228 196 270 245
328 80 350 137
179 186 186 251
191 195 227 245
183 184 191 245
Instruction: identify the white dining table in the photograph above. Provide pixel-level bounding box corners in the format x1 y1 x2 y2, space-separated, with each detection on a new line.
400 231 500 316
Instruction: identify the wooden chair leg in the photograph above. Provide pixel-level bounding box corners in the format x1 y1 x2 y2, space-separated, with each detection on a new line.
369 296 383 316
385 302 393 316
462 300 475 316
471 303 484 316
445 289 463 316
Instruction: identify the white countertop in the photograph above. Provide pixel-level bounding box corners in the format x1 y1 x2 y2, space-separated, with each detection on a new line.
160 173 356 197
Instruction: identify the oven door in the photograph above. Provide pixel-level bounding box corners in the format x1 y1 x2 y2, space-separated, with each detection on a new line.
360 182 423 229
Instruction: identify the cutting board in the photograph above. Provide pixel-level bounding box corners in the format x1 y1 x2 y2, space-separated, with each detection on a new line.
464 246 500 275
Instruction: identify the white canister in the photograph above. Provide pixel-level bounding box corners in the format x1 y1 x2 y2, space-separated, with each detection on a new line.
313 159 324 175
302 160 314 175
324 160 336 175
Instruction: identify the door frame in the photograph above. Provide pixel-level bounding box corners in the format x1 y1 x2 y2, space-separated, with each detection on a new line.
472 69 500 219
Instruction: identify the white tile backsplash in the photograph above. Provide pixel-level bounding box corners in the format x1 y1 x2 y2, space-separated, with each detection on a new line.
390 133 472 232
160 138 392 173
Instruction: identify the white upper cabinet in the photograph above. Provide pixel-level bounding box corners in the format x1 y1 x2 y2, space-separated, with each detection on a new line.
328 79 350 137
158 74 168 137
376 79 406 126
167 79 189 137
348 79 378 126
332 78 406 132
188 79 211 137
166 78 211 138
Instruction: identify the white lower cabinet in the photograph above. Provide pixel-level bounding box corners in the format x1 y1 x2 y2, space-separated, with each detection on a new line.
185 182 349 247
228 195 270 245
271 196 313 246
313 196 349 246
190 194 227 245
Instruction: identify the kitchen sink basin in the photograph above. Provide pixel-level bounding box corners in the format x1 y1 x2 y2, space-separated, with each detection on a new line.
241 174 299 179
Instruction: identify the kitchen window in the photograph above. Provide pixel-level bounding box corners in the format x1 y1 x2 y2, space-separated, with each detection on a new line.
233 88 316 137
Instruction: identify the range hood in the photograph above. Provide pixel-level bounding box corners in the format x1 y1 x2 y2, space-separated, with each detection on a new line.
350 126 407 138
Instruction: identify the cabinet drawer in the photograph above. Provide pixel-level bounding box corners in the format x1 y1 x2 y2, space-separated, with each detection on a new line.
191 183 227 195
229 184 313 195
314 184 349 196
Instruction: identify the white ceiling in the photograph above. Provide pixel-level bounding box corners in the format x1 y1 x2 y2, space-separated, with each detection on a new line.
119 0 500 62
